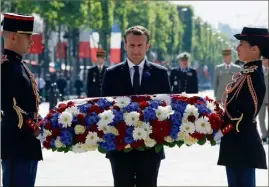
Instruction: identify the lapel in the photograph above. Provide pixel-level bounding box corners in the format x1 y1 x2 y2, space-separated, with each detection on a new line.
140 60 153 93
120 60 133 94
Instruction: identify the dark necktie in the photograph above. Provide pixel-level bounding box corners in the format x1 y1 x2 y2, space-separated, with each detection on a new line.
133 66 140 94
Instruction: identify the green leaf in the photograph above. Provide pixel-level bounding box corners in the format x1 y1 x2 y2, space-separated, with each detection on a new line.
154 144 163 153
98 146 107 154
176 141 184 148
168 142 176 148
124 148 133 153
52 147 57 152
210 139 217 146
197 136 206 145
136 146 145 151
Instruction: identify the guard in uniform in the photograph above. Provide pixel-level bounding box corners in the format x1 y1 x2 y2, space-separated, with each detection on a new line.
213 49 241 102
214 27 269 187
86 49 108 97
170 52 198 93
1 13 43 187
259 57 268 143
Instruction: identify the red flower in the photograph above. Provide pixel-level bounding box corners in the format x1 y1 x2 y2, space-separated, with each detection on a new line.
43 141 50 149
131 95 151 102
51 128 60 137
114 136 127 151
187 115 196 123
44 121 52 129
190 132 204 140
151 120 171 144
205 96 214 102
186 97 199 105
46 136 52 142
57 105 67 113
206 134 213 141
75 132 88 143
208 113 223 131
67 101 75 108
115 121 126 139
46 109 56 119
77 114 85 125
139 101 149 110
131 140 144 149
88 105 102 115
113 106 120 110
139 112 144 121
161 101 166 107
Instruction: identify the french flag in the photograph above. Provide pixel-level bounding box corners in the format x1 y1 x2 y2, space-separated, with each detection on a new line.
78 29 90 59
89 30 99 62
110 24 121 64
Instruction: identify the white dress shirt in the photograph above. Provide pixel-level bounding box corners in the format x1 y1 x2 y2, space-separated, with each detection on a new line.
127 58 145 86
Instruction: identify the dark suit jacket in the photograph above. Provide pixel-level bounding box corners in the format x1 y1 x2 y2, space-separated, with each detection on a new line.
1 49 42 160
101 60 171 159
170 67 198 93
87 65 107 97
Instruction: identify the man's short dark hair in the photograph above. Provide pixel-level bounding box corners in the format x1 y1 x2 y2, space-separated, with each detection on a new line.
124 25 150 43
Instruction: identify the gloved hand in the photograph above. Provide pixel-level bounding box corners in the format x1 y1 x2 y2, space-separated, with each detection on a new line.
214 130 223 142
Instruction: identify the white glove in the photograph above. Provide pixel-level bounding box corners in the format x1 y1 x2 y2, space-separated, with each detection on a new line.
214 130 223 142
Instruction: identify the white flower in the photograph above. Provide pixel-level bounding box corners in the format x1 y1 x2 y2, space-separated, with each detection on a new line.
206 101 215 112
97 110 115 126
164 136 174 143
144 138 157 147
106 97 114 102
115 96 131 108
97 123 111 134
58 112 73 128
110 126 119 136
125 144 131 149
85 132 99 145
42 129 52 138
177 131 186 141
54 137 64 148
84 144 98 151
183 104 199 120
155 106 174 121
133 127 148 140
152 94 171 105
66 106 79 116
184 134 198 146
74 125 85 135
195 117 212 134
124 111 140 126
72 143 87 153
180 122 195 134
141 122 152 135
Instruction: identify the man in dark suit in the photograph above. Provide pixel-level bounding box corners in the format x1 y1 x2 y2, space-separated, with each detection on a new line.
1 13 42 187
87 48 108 97
102 25 171 187
170 52 198 93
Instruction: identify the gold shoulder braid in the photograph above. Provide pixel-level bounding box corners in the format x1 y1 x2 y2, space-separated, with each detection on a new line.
22 63 40 121
221 65 258 132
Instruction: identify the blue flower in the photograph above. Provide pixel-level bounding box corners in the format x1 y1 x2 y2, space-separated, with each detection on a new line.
102 133 115 142
169 131 178 140
143 107 156 121
195 104 211 114
98 141 116 151
171 125 179 133
170 111 182 126
123 102 139 112
171 100 187 112
50 139 55 148
85 113 100 128
143 71 151 79
96 98 112 109
72 116 78 123
149 100 161 109
78 103 92 113
113 110 123 124
59 129 73 146
124 136 134 144
50 113 61 128
126 126 134 135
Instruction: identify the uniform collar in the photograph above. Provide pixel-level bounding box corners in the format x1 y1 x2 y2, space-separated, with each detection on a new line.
243 60 262 69
3 49 22 61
